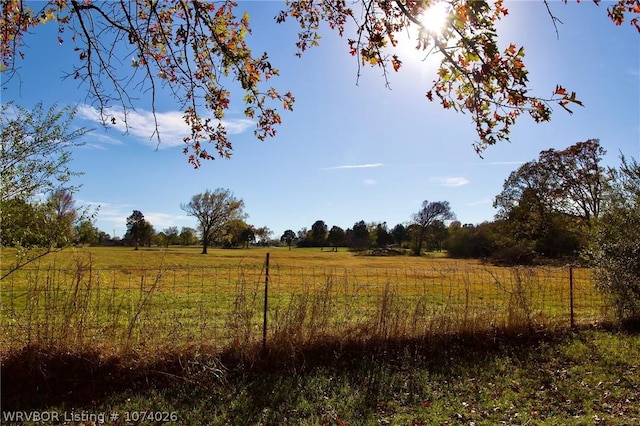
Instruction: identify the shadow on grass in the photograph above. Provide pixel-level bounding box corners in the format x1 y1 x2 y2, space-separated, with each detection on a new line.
2 324 586 413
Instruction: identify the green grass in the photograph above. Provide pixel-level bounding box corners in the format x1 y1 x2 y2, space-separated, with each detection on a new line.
2 327 638 425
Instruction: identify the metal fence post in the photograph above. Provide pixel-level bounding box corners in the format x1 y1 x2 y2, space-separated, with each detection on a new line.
262 252 270 354
569 265 575 328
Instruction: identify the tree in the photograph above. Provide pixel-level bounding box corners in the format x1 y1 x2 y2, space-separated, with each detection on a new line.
327 225 346 252
446 221 502 259
163 226 180 246
179 227 198 246
75 219 103 245
220 219 257 247
154 231 168 247
181 188 246 254
124 210 153 250
391 223 408 249
280 229 297 250
412 200 455 255
0 102 94 276
44 189 78 247
587 155 640 320
375 222 394 248
494 139 608 259
495 139 608 222
4 2 636 165
346 220 370 251
240 226 256 248
1 102 89 202
311 220 328 248
423 220 448 251
254 226 272 245
1 188 90 277
0 198 47 247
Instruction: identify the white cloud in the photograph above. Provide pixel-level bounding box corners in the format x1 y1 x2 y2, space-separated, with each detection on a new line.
78 200 194 236
322 163 384 170
363 179 377 185
432 176 470 187
468 199 492 206
77 104 254 149
80 130 124 150
143 212 192 229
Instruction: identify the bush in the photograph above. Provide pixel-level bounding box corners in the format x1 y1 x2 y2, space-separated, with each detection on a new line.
490 243 537 266
587 156 640 321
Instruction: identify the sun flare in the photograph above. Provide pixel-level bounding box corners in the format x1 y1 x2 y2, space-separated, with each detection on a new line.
418 1 451 34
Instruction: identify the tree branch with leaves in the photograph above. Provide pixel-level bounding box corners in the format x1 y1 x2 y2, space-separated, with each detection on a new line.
2 0 638 163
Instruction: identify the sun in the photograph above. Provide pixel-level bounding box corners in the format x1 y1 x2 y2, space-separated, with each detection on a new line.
392 1 453 66
418 1 451 35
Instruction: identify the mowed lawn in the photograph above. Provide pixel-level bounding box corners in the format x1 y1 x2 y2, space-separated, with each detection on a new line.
1 246 603 355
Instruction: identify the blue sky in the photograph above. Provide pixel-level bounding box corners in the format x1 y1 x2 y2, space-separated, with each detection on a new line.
2 1 639 240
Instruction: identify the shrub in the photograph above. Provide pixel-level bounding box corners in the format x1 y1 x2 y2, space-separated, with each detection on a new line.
587 156 640 320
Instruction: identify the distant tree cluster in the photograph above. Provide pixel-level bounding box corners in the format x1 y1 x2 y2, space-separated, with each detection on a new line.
447 139 611 264
286 200 455 255
115 189 271 254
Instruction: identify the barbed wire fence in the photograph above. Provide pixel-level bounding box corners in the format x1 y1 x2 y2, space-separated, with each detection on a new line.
0 254 609 354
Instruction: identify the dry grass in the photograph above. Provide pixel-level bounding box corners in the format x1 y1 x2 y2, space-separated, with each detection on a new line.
0 246 606 360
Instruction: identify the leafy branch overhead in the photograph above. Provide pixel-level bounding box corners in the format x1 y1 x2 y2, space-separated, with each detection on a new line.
279 0 636 154
2 1 638 164
2 0 294 167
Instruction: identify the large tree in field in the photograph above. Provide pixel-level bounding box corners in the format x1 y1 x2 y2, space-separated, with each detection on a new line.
311 220 328 248
412 200 455 255
125 210 153 250
280 229 297 250
3 1 637 165
181 188 246 254
327 225 346 252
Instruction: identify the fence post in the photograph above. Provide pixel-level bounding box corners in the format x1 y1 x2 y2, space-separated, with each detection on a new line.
569 265 575 328
262 252 270 354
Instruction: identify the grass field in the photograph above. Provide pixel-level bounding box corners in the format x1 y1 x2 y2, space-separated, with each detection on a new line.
1 246 605 357
1 246 635 425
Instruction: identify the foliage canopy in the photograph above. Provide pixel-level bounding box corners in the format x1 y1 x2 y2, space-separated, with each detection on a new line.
587 156 640 320
2 0 638 165
181 188 246 254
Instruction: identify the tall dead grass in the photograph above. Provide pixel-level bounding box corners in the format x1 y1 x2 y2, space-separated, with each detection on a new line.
0 257 607 361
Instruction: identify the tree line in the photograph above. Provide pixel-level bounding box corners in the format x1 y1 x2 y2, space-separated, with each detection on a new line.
281 199 454 256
